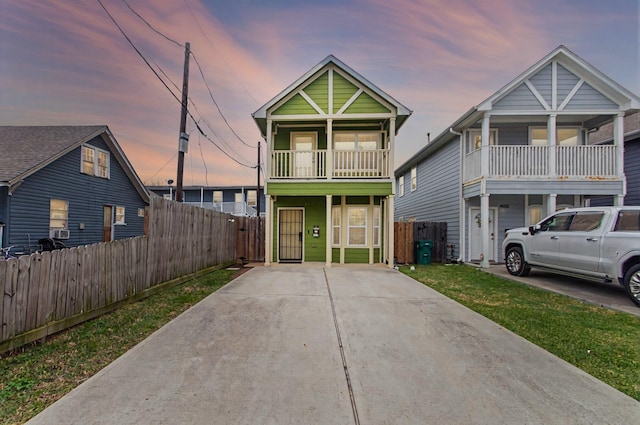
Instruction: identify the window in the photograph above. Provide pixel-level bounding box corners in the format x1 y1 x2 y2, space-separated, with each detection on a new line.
137 208 145 218
213 191 223 203
373 207 381 247
332 206 341 246
292 132 317 177
115 206 125 224
568 212 603 232
530 127 582 146
50 199 68 230
539 212 573 232
247 190 257 207
333 132 380 175
528 205 543 225
348 207 367 246
614 211 640 232
398 175 404 197
410 166 417 191
467 129 497 152
81 145 110 178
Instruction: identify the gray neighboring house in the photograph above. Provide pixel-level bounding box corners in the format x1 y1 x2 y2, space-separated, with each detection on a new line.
588 112 640 206
395 45 640 267
0 126 150 253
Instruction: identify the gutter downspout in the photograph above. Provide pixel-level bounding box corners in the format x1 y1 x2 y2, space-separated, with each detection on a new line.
450 128 465 263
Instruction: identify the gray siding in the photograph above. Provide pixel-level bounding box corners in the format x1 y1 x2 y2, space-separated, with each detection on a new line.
496 124 528 145
565 82 618 110
591 136 640 206
485 179 623 195
395 140 461 248
7 135 147 250
493 84 544 111
529 63 552 107
556 64 580 106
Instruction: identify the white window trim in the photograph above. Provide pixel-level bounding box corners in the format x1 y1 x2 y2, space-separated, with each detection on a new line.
291 131 318 149
373 206 381 247
410 166 417 192
332 131 381 150
247 190 257 207
81 144 110 179
466 129 498 152
213 191 223 204
50 199 69 230
528 126 583 146
114 206 126 225
347 206 368 247
398 175 404 197
332 206 341 247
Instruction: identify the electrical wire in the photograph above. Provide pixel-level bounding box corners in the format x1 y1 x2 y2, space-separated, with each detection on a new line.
197 131 210 186
121 0 183 48
148 152 178 181
188 116 255 168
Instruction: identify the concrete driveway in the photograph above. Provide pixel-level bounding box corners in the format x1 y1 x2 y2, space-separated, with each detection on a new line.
27 265 639 424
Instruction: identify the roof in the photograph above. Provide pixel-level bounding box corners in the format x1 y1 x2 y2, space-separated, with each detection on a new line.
395 45 640 176
0 125 150 201
252 54 412 135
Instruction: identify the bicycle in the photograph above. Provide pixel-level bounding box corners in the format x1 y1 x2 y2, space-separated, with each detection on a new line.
1 246 16 260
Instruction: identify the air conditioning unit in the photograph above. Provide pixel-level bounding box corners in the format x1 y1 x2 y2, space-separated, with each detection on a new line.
50 229 70 239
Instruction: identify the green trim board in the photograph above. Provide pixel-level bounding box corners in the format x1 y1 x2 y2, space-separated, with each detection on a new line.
267 181 392 196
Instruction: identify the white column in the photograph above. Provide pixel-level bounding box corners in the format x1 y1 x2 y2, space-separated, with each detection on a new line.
548 114 557 177
387 195 395 268
388 118 396 178
547 193 557 216
368 196 374 264
460 197 467 263
340 195 346 264
480 114 490 177
614 113 625 206
266 120 273 181
326 195 332 267
480 193 490 268
265 195 272 266
327 119 333 180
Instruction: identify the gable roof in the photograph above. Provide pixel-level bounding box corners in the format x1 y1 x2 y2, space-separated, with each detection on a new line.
395 45 640 176
252 54 412 135
0 125 150 202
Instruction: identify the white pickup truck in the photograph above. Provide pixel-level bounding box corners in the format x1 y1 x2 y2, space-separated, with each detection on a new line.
502 206 640 307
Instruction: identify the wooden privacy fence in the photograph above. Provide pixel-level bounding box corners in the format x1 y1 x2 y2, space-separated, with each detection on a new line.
0 197 243 353
394 221 447 264
235 215 265 263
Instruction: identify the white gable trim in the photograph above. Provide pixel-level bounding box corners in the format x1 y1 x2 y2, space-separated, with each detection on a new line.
524 80 550 110
337 88 364 114
558 79 585 110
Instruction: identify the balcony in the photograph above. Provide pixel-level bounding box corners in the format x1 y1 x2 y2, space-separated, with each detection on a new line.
463 145 618 182
270 149 391 179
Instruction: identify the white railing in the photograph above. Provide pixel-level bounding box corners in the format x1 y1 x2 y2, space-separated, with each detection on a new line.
183 201 258 216
270 149 390 179
464 145 618 181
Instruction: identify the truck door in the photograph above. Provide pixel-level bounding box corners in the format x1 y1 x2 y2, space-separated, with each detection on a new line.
528 211 573 267
556 210 605 274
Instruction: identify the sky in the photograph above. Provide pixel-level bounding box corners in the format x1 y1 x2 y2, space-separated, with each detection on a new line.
1 0 638 187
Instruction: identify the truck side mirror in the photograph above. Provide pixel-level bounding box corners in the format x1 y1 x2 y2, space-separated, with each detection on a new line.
529 224 541 235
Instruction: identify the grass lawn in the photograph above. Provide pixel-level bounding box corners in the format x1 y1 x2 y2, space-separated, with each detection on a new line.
401 264 640 402
0 267 239 425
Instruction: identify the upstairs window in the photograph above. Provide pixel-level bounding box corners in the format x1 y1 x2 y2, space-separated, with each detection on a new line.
398 175 404 197
530 127 582 146
82 145 110 178
247 190 257 207
213 191 223 203
410 166 417 192
467 129 497 152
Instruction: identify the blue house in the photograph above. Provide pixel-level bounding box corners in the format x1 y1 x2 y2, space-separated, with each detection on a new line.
0 126 150 253
588 112 640 206
147 185 266 216
395 46 640 267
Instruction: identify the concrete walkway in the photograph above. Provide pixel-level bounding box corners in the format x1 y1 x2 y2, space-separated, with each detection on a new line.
27 265 639 424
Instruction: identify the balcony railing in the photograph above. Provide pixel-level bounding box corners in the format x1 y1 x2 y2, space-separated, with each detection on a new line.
464 145 617 181
270 149 390 179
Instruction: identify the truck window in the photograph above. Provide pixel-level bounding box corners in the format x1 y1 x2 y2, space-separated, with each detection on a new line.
614 211 640 231
569 212 604 232
539 213 573 231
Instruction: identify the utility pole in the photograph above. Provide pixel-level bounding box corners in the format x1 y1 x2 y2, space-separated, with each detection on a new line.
175 42 190 202
256 141 262 260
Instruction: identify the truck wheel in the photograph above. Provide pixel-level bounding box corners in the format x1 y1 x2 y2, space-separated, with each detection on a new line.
623 264 640 307
505 246 530 277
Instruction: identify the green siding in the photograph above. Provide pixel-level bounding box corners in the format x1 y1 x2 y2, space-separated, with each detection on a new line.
273 127 327 150
332 248 340 263
344 248 370 263
274 197 327 263
332 73 358 113
344 92 391 114
273 94 318 115
304 72 329 113
267 181 392 196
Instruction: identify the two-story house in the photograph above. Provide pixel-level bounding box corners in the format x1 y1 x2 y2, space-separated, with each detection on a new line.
252 55 411 266
0 126 149 253
395 46 640 267
147 185 266 216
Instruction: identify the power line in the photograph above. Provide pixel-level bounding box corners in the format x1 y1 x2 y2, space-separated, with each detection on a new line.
189 116 256 168
148 151 178 181
121 0 183 48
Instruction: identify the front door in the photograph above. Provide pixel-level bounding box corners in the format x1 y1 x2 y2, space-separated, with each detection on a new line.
292 133 316 178
103 205 113 242
279 208 303 262
469 208 496 262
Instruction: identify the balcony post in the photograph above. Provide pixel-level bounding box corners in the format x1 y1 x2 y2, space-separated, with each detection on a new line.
264 194 272 266
266 119 273 181
547 193 557 216
327 119 333 180
614 113 625 205
326 195 332 267
481 114 490 177
548 114 557 177
480 193 490 268
389 118 396 179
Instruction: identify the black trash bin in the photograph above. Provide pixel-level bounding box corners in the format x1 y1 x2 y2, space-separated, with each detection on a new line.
415 240 433 265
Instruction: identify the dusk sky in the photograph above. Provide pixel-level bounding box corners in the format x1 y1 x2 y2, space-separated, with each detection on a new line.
1 0 638 187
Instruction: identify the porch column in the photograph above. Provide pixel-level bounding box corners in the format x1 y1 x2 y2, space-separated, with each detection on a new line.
326 119 333 180
547 194 557 216
264 195 272 266
548 114 557 177
326 195 332 267
389 118 396 178
480 193 490 268
480 114 490 177
340 195 346 264
368 196 374 264
387 195 395 268
614 113 625 206
266 119 273 180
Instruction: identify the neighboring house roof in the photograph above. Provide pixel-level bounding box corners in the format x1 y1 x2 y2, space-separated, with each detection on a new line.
589 111 640 144
252 54 412 135
0 125 150 202
395 45 640 176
